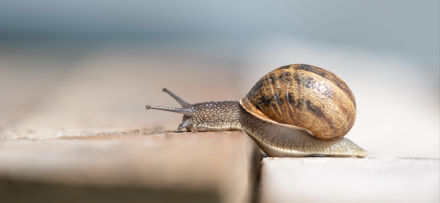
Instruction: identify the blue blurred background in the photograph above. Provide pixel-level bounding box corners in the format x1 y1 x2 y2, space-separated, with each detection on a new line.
1 0 438 64
0 0 439 158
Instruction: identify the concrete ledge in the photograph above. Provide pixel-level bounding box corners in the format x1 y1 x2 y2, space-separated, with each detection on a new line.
259 157 439 203
0 131 260 203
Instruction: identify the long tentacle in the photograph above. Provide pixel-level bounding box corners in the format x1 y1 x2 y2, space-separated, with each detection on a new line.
162 88 190 108
146 105 193 116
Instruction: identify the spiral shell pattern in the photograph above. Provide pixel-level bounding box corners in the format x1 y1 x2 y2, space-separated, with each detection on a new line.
240 64 356 140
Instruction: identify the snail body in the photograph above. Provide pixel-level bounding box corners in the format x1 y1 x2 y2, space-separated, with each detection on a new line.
146 64 368 157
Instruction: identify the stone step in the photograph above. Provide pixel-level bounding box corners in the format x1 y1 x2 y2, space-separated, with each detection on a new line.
0 131 261 203
259 157 439 203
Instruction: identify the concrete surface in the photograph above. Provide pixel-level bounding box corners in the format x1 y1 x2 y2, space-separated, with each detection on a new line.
260 157 439 203
0 132 260 203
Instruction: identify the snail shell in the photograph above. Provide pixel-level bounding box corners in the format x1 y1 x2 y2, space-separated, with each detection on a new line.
240 64 356 140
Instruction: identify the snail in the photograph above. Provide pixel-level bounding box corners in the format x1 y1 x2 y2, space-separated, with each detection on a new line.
146 64 368 157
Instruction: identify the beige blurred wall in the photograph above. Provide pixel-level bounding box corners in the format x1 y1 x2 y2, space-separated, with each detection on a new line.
1 37 438 158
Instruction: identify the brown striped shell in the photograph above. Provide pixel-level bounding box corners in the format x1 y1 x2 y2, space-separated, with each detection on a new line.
239 64 356 140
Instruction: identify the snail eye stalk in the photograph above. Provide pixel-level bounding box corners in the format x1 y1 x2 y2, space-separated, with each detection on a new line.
145 105 193 116
162 88 191 108
145 88 193 116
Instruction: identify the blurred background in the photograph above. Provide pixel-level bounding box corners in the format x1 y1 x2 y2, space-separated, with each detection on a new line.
0 0 438 158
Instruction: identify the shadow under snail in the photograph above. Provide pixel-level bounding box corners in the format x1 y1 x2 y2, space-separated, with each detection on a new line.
146 64 368 157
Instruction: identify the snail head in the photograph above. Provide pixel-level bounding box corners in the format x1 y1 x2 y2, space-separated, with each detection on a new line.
145 88 194 130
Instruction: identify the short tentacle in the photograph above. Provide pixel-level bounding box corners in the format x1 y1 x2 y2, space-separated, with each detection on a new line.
178 119 191 130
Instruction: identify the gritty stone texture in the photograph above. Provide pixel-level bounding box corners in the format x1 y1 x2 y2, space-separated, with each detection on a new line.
260 157 439 203
0 132 260 203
